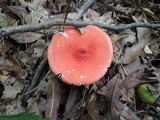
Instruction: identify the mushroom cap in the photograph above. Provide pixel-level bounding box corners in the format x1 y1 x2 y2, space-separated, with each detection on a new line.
48 25 113 85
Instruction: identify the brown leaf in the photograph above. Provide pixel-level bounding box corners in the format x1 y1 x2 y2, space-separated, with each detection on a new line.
83 9 100 21
54 0 67 12
85 93 101 120
29 102 40 115
2 77 24 99
0 40 14 56
150 67 160 82
45 74 61 119
0 57 20 74
120 69 157 103
63 86 83 120
10 32 43 43
97 74 139 120
4 100 25 114
0 4 23 22
99 12 112 23
110 33 129 44
96 58 147 120
0 74 9 84
121 28 153 64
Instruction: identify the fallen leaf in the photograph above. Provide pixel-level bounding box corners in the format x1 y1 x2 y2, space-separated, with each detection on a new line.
83 9 100 21
110 33 129 44
0 57 20 74
0 74 10 84
10 32 43 43
28 102 40 115
144 45 153 54
96 58 147 120
2 77 24 99
121 28 153 64
85 92 101 120
142 8 154 15
54 0 67 12
62 86 83 120
97 73 139 120
45 74 61 119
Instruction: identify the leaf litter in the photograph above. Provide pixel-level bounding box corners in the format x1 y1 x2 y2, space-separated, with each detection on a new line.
0 0 160 120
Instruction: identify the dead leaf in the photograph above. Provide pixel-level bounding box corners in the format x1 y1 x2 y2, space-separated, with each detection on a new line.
96 58 147 120
45 74 61 119
121 28 153 64
0 74 10 84
150 67 160 82
0 40 14 56
85 93 101 120
10 32 43 43
0 57 20 74
0 4 24 23
18 51 33 63
19 0 28 8
99 12 112 23
97 74 139 120
144 45 153 54
5 100 25 114
33 47 45 58
120 70 157 103
115 4 134 14
32 39 47 58
83 9 100 21
2 77 24 99
29 102 40 115
142 8 154 15
54 0 67 12
0 7 17 27
110 33 129 44
62 86 82 120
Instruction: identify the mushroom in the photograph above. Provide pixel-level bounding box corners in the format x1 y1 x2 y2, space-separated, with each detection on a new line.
48 25 113 85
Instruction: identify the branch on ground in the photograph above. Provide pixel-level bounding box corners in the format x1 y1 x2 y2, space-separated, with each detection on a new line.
0 19 160 37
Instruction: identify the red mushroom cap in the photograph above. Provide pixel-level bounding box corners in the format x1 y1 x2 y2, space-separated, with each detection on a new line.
48 25 113 85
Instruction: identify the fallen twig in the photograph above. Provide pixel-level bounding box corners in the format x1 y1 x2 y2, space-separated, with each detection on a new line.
22 58 47 102
74 0 96 21
0 19 160 37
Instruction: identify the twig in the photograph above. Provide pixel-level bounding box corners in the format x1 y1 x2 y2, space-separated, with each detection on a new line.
22 58 47 102
23 70 51 96
74 0 96 21
63 0 72 31
0 19 160 37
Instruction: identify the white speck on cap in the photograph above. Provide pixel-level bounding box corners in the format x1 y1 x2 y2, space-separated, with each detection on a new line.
80 75 84 78
60 32 68 38
57 45 60 48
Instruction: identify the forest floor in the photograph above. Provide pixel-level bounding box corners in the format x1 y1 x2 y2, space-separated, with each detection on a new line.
0 0 160 120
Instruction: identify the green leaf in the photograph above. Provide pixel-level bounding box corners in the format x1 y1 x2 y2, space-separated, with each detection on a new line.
0 112 50 120
142 7 154 15
138 83 158 104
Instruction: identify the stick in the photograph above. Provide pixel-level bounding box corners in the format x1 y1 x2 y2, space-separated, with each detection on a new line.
74 0 96 21
0 19 160 37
